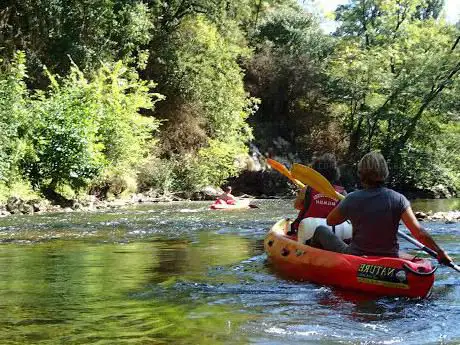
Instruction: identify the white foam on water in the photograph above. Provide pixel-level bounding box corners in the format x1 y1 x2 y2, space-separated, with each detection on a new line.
179 208 203 213
265 327 287 335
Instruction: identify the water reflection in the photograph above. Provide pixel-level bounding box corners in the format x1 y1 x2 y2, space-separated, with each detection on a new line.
0 239 254 344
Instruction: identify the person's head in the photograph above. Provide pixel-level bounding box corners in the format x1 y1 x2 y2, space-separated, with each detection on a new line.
312 153 340 184
358 151 389 187
225 186 232 194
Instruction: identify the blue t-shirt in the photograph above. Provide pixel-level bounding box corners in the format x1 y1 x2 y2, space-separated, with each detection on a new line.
338 187 410 257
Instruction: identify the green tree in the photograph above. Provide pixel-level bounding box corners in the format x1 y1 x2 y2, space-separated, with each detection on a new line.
144 15 256 190
23 60 162 197
246 5 336 160
0 51 29 184
329 0 460 192
0 0 153 86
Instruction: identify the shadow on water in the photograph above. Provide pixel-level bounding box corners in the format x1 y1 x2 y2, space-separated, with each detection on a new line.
0 199 458 344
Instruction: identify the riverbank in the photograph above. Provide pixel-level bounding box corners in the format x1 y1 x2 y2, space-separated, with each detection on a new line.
1 191 459 223
415 211 460 224
0 191 186 218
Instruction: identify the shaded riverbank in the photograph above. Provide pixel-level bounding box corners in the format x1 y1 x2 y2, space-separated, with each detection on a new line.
1 191 459 223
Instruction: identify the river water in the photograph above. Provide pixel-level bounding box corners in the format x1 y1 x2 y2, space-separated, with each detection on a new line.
0 199 458 345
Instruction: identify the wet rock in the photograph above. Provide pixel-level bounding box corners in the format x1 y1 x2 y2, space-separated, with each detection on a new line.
6 196 22 213
415 211 428 220
79 195 97 209
25 199 46 213
72 202 82 210
425 210 460 222
171 194 185 201
191 186 223 201
143 189 159 199
19 203 34 214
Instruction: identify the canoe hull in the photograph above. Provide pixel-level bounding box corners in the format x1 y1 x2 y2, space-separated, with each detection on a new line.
265 219 435 298
210 199 252 210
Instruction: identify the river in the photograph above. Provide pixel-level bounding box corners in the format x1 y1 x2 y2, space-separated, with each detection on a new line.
0 199 458 344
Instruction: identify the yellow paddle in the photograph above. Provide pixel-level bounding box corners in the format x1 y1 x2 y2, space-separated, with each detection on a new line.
266 158 305 189
291 163 344 201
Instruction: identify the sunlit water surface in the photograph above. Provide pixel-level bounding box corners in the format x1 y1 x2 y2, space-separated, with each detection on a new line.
0 199 459 345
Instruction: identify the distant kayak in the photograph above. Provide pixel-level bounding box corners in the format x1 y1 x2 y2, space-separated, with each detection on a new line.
265 219 435 298
210 199 255 210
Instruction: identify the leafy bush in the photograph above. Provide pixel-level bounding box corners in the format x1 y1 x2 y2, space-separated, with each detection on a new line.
195 139 249 188
0 51 30 184
22 60 163 194
24 66 106 190
137 156 175 194
155 16 255 189
0 180 39 204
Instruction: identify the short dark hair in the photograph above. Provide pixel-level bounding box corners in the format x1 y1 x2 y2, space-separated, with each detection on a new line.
225 186 232 193
358 151 388 186
312 153 340 184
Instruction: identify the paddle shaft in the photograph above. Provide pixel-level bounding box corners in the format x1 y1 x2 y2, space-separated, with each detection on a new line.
398 230 460 272
397 230 437 257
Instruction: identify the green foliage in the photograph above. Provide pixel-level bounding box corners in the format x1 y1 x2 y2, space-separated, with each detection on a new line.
246 7 336 159
0 51 30 184
90 61 163 171
175 17 252 139
329 0 460 191
0 0 154 85
150 15 255 190
22 60 162 192
24 67 106 190
254 5 330 57
196 138 249 187
137 156 176 194
0 180 39 203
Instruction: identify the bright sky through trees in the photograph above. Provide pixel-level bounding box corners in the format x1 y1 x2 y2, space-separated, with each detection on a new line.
304 0 460 32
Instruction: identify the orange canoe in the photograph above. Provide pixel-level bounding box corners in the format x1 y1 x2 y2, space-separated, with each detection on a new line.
210 199 253 210
265 219 436 298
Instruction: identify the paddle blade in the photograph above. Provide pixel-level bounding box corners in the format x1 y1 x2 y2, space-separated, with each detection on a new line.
266 158 290 175
291 163 344 201
266 158 305 188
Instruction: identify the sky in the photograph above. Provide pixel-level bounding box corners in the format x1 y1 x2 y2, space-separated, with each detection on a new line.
303 0 460 32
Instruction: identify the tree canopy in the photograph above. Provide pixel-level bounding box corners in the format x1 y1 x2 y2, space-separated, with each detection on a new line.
0 0 458 202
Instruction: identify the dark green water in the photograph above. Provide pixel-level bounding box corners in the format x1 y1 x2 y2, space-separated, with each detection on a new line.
411 198 460 213
0 199 459 344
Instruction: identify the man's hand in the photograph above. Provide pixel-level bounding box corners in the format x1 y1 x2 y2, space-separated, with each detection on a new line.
437 250 453 265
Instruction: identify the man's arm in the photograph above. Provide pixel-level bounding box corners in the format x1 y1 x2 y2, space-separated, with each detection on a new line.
327 205 347 226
